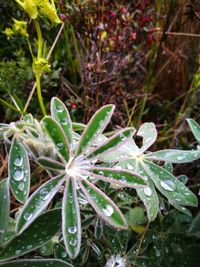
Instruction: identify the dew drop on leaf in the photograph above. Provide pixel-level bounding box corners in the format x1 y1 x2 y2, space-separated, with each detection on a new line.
68 225 77 234
102 204 114 217
56 143 64 150
24 212 33 221
143 186 152 196
160 180 176 191
69 238 77 246
56 105 64 113
61 118 68 125
39 188 51 200
127 163 134 170
18 182 25 191
13 169 24 181
14 156 23 167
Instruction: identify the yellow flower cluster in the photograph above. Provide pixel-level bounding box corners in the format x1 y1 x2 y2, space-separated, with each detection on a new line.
4 19 28 39
15 0 61 23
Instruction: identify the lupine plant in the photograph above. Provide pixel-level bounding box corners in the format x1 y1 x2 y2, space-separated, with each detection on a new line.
0 98 199 266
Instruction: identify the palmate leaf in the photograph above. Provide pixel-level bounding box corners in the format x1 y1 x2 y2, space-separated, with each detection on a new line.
16 174 65 234
0 259 73 267
77 105 115 155
0 179 10 246
41 116 70 161
62 178 81 259
0 209 62 262
187 118 200 143
79 179 127 229
37 157 65 170
8 138 30 203
87 128 135 160
145 149 200 163
142 161 198 208
91 167 146 188
51 97 73 144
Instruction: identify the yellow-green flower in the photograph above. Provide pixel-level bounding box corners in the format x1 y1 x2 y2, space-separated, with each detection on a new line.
4 28 14 39
15 0 61 24
33 58 51 74
13 19 28 37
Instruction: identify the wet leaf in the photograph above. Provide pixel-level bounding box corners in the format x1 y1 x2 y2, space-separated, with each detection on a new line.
91 167 146 188
0 179 10 246
137 123 157 153
9 138 30 203
0 209 62 262
42 116 70 161
51 97 73 144
143 161 198 208
62 178 81 259
87 128 135 160
37 157 65 170
77 105 115 155
79 179 127 229
187 118 200 143
0 259 73 267
16 174 64 234
146 149 200 163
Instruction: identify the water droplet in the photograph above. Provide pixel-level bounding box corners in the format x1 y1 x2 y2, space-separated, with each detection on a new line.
61 118 68 125
160 180 176 191
56 143 63 150
27 245 33 249
14 156 23 167
144 186 152 196
70 238 77 246
155 249 160 257
18 182 25 191
68 225 77 234
24 212 33 221
56 105 64 113
119 176 126 183
127 163 134 170
177 156 185 161
15 249 21 255
61 251 67 258
13 169 24 181
102 204 114 217
40 188 51 200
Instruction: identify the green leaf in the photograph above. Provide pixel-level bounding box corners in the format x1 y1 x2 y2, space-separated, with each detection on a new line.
91 167 146 188
87 128 135 159
0 259 73 267
72 122 86 131
42 116 70 161
137 123 157 153
0 209 62 262
16 174 64 234
8 138 30 203
0 179 10 246
118 160 159 221
79 179 127 229
143 161 198 208
145 149 200 163
39 240 53 256
37 157 65 170
177 175 188 185
127 207 147 226
164 162 173 173
1 218 16 246
54 243 69 262
62 178 81 259
187 118 200 143
77 105 115 155
51 97 73 144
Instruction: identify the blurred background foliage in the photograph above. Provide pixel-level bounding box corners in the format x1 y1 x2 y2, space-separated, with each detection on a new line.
1 1 200 266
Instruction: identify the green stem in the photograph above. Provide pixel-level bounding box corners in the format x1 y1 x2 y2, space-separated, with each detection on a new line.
34 19 46 116
35 72 46 115
34 19 43 59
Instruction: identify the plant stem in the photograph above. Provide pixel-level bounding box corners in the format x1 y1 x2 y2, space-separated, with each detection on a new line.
34 19 46 116
35 72 46 116
34 19 43 59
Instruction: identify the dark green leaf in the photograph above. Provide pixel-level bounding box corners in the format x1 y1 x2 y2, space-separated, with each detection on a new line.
37 157 65 170
42 116 70 161
0 179 10 246
62 178 81 259
9 138 30 203
0 259 73 267
187 118 200 143
51 97 73 144
0 209 62 262
16 174 64 234
77 105 115 155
